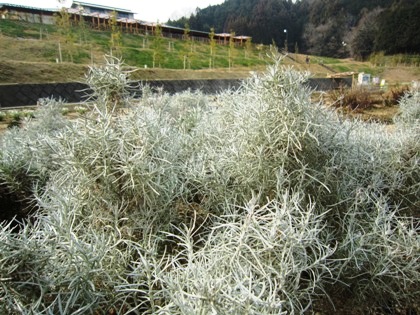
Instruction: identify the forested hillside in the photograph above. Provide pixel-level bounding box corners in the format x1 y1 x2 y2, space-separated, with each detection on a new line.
168 0 420 59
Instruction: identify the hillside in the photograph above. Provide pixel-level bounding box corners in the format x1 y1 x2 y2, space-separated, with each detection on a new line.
169 0 420 60
0 19 419 85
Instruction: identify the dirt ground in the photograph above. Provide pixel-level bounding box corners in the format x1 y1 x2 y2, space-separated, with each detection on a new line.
309 290 419 315
382 67 420 85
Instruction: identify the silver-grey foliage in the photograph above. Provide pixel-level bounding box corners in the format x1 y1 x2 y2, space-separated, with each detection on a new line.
0 54 418 314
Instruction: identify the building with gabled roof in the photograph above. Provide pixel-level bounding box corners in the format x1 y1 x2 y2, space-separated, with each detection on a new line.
71 1 134 19
0 3 57 24
0 2 251 45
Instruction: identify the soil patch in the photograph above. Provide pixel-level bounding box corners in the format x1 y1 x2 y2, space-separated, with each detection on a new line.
382 67 420 85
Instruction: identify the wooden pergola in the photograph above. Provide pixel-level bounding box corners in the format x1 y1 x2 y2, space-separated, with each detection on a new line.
215 33 231 45
327 71 358 88
233 35 251 45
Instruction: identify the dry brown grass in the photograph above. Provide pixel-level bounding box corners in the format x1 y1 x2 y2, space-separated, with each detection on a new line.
0 60 88 83
382 67 420 84
322 88 400 124
129 67 258 81
342 103 400 124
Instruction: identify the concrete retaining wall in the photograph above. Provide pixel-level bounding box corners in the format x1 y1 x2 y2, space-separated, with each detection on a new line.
0 82 91 108
309 78 352 91
0 78 351 108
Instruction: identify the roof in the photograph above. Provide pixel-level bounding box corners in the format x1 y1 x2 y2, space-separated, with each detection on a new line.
71 1 134 14
216 33 231 37
327 72 357 78
0 3 252 39
117 18 137 23
0 3 58 12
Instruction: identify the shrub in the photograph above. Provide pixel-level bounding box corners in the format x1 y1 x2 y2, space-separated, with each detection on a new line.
330 87 373 110
0 53 418 314
310 88 419 305
394 88 420 127
153 193 335 315
61 107 70 116
22 110 35 119
8 110 22 121
74 105 88 115
383 85 410 106
336 194 419 305
0 98 69 218
84 55 137 111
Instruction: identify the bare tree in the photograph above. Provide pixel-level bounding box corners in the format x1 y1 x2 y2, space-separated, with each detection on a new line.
347 8 383 60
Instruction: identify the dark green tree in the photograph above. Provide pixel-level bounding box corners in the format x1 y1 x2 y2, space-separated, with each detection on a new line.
374 1 420 55
168 0 418 57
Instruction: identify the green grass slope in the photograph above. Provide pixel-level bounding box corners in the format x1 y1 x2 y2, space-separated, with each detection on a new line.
0 19 419 84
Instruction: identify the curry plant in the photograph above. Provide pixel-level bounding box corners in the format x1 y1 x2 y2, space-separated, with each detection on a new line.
0 53 418 314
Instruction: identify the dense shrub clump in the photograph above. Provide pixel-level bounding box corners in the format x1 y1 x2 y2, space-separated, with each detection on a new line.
0 55 418 314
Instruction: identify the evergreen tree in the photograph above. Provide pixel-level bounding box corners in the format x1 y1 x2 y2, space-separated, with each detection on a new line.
374 1 420 55
168 0 419 57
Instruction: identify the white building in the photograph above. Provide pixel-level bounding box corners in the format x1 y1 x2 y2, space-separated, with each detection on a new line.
358 72 371 85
